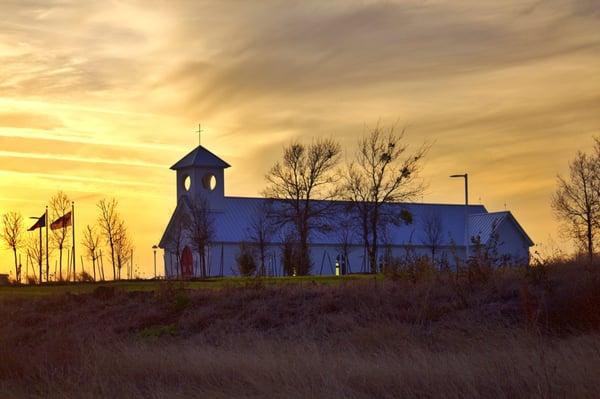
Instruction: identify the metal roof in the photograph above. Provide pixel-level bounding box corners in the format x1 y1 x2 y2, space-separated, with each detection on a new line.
170 145 231 170
470 211 534 247
160 196 510 248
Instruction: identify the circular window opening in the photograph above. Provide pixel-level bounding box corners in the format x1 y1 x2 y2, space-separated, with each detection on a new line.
202 173 217 191
183 175 191 191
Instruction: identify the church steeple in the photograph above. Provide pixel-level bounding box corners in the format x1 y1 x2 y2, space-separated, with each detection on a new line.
171 145 230 211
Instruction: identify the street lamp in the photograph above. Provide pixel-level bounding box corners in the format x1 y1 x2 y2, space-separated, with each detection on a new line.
152 245 158 279
450 174 469 261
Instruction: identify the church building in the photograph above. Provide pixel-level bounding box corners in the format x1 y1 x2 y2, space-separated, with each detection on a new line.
159 145 534 278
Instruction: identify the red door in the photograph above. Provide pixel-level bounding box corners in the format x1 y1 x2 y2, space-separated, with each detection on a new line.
181 246 193 278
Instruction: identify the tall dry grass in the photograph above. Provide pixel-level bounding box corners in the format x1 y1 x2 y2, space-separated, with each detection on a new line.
1 262 600 398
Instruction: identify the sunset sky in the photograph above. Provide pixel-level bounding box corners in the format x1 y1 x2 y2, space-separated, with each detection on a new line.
0 0 598 277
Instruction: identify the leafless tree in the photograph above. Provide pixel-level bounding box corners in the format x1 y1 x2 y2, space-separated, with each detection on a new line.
247 203 275 276
420 210 444 266
552 150 600 262
49 191 71 281
186 196 214 278
81 225 101 281
97 198 120 280
1 212 24 282
113 220 133 280
165 216 189 279
25 234 44 283
343 125 428 272
264 138 342 275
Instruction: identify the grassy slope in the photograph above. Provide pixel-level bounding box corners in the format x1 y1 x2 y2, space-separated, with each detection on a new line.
0 274 373 297
1 264 599 398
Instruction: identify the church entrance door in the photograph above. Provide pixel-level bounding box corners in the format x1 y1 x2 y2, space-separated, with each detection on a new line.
181 246 194 278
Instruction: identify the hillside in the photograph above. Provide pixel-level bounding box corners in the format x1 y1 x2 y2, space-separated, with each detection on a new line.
1 264 599 398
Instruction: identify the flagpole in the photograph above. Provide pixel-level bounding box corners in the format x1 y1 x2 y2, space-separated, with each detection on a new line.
72 201 76 282
45 206 49 283
38 221 42 284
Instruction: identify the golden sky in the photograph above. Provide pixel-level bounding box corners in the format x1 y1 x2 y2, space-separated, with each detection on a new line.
0 0 599 276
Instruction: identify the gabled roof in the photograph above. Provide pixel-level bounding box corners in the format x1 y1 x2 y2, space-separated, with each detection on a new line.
170 145 231 170
470 211 534 247
191 197 488 246
158 195 193 248
160 196 534 249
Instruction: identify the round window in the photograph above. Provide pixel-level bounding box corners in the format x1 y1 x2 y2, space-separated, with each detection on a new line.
202 173 217 191
183 175 191 191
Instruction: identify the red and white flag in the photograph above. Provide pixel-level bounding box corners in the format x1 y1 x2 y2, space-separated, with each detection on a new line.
50 211 72 230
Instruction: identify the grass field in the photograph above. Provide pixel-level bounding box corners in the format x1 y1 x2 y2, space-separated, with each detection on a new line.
1 262 599 398
0 274 373 297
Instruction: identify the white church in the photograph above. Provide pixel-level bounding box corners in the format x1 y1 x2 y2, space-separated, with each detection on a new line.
159 145 534 278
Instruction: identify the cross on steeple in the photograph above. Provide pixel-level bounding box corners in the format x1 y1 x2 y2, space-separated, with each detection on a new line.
196 123 204 146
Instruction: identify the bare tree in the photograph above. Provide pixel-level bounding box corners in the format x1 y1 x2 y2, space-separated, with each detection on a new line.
49 191 71 281
264 138 341 275
343 125 428 273
81 225 101 281
97 198 120 280
113 220 133 280
165 216 189 279
247 203 275 276
186 197 214 278
552 150 600 262
1 212 24 282
24 234 44 283
420 210 444 266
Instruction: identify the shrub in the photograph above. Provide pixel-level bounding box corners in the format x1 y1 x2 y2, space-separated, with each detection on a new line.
77 271 95 282
236 243 257 276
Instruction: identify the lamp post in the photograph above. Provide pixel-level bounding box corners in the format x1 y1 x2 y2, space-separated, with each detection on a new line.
450 174 469 261
152 245 158 279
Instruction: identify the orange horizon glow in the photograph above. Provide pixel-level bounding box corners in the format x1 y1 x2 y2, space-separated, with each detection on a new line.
1 0 599 276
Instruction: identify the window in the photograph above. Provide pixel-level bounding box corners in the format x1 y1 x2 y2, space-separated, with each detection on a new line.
202 173 217 191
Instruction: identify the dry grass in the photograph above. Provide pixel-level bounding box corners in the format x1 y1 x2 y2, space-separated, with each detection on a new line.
1 262 600 398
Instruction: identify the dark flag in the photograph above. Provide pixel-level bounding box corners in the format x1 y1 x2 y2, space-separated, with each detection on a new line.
51 212 72 230
28 213 46 231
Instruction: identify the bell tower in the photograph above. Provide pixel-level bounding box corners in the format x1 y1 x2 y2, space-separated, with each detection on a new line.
170 145 230 211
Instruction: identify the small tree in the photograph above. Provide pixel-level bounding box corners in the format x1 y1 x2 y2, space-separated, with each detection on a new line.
343 124 428 272
265 138 342 275
236 243 257 276
49 191 71 281
280 230 300 276
97 198 120 280
24 234 44 283
187 197 214 278
1 212 24 282
247 203 275 276
81 225 101 281
420 210 444 266
113 220 133 280
165 216 189 279
552 150 600 262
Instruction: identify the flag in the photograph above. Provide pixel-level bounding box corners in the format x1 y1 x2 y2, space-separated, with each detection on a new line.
51 212 72 230
28 213 46 231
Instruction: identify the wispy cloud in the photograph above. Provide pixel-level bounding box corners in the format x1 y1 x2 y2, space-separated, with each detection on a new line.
0 150 165 169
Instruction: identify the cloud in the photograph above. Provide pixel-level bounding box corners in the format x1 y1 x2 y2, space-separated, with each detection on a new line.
0 0 598 274
0 112 63 129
